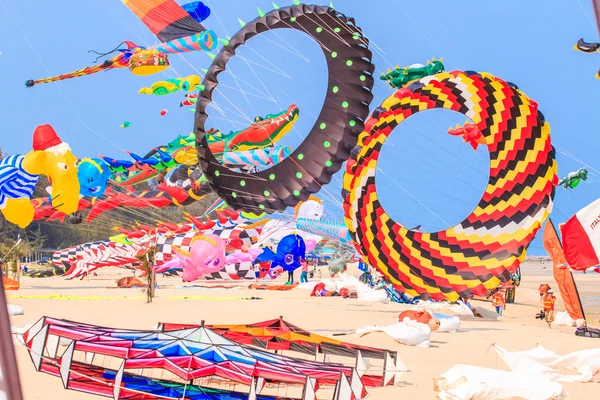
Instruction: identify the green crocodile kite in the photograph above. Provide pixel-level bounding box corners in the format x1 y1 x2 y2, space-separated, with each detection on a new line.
558 168 588 189
380 58 445 89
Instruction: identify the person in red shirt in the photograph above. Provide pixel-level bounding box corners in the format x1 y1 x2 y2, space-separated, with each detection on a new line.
300 258 309 283
492 289 506 316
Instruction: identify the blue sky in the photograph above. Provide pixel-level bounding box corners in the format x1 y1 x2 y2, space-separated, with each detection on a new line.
1 0 599 255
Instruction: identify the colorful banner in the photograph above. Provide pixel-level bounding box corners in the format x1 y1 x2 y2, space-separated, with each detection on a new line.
543 220 585 321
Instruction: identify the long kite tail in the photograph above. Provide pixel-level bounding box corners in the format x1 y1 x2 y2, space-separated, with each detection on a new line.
25 57 125 87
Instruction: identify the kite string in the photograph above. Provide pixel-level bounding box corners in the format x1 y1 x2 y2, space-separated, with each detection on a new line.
392 0 458 71
555 144 600 176
377 168 449 226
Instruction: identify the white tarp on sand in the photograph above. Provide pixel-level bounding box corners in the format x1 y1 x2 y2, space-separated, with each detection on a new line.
551 311 575 327
434 364 567 400
357 320 432 347
494 344 600 383
432 313 461 333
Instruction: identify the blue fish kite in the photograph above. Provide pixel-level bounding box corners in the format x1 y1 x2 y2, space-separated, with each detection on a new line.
257 233 306 273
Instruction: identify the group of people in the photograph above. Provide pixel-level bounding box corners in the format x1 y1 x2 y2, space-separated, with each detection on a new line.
251 257 316 284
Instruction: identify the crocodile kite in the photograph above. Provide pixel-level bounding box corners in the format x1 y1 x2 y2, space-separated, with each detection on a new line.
380 58 445 89
204 104 300 155
558 168 588 189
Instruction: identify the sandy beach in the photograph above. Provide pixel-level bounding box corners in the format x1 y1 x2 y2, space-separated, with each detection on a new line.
7 262 600 399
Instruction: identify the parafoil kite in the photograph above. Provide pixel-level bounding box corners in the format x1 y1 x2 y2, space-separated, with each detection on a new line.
139 75 202 95
195 4 375 214
380 58 444 89
558 168 588 189
25 0 217 87
0 124 80 228
343 71 557 301
574 38 600 53
182 1 211 23
574 38 600 79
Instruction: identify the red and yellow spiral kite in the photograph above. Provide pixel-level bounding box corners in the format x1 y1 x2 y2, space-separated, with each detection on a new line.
343 71 557 301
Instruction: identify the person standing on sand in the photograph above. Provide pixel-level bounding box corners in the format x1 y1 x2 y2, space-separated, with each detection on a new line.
539 283 550 305
492 289 506 316
253 262 261 282
299 258 309 283
543 290 556 329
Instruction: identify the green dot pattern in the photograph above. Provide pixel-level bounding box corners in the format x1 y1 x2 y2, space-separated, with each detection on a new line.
297 153 304 160
232 192 237 198
296 172 303 179
332 86 339 93
240 180 246 187
334 27 341 33
349 120 356 127
324 141 331 148
326 160 333 167
352 33 359 40
263 190 270 197
331 51 337 58
316 27 323 33
290 17 296 22
293 190 300 196
320 122 327 129
342 101 349 108
360 75 366 81
259 204 265 210
346 60 353 66
214 170 220 177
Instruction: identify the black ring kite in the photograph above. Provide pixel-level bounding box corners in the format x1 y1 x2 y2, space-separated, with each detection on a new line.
343 71 558 301
195 4 374 213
